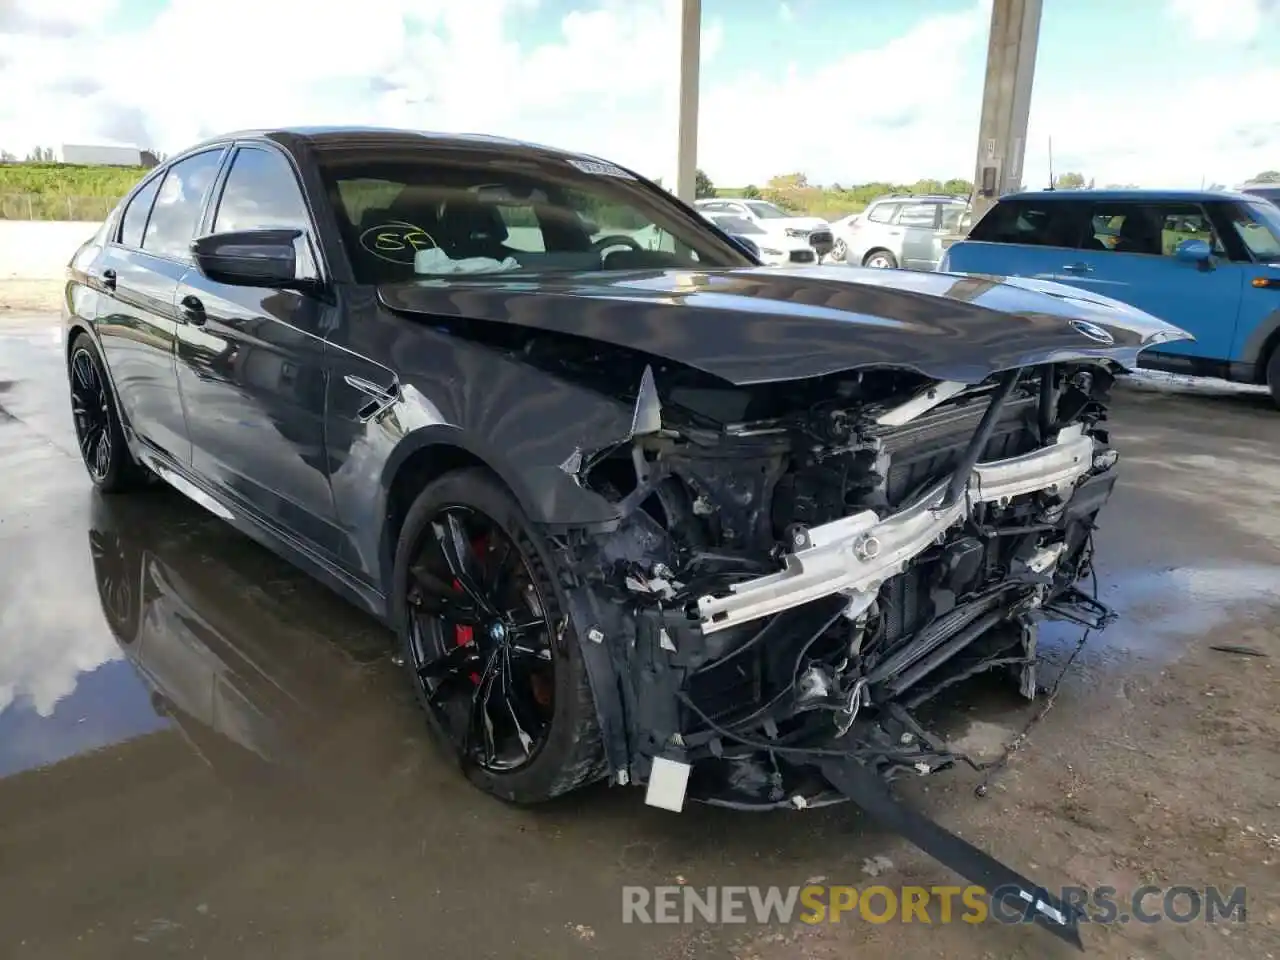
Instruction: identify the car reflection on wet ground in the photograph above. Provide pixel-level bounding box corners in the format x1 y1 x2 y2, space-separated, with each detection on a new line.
1 313 1278 960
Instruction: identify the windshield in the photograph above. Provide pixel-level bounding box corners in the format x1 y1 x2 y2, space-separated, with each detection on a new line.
1232 201 1280 262
711 215 765 235
319 148 752 282
745 201 788 220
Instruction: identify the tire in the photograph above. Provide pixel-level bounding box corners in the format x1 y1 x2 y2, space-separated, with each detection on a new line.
391 467 607 804
863 249 898 269
830 238 847 263
1267 347 1280 409
68 333 149 493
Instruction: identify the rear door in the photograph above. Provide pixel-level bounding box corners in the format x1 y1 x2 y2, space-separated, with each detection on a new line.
1066 201 1243 360
897 201 945 270
173 143 343 561
94 148 227 465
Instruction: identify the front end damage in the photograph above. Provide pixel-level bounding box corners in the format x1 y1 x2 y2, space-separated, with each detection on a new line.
553 360 1121 946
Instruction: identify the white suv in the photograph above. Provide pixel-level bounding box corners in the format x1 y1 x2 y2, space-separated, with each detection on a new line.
694 198 833 259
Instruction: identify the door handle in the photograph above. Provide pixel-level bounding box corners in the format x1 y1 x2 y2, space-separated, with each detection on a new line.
179 294 207 326
100 268 117 291
1061 263 1093 275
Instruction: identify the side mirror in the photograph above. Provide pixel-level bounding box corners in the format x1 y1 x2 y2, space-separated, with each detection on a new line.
1174 238 1213 264
191 229 303 288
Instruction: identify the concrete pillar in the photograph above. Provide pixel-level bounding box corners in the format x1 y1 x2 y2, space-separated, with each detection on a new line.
675 0 701 203
969 0 1042 223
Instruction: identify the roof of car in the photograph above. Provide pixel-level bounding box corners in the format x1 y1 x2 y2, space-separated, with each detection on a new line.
183 125 621 166
1000 188 1259 203
869 194 967 204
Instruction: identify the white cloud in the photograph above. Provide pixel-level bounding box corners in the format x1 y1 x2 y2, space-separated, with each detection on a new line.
0 534 121 718
1167 0 1270 42
1024 65 1280 189
779 2 794 23
0 0 1275 191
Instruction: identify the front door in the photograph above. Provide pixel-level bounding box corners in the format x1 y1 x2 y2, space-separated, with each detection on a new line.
173 144 343 560
1065 201 1244 360
94 149 227 464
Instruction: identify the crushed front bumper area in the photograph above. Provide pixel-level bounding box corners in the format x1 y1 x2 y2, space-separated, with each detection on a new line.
696 423 1097 634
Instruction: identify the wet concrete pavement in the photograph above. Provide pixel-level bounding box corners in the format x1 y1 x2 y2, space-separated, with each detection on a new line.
2 313 1278 959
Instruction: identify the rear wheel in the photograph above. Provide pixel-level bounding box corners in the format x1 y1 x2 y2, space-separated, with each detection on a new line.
863 249 898 269
392 468 606 803
1266 347 1280 408
68 334 148 492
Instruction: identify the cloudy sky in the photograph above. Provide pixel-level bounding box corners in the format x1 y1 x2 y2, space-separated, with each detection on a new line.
0 0 1277 188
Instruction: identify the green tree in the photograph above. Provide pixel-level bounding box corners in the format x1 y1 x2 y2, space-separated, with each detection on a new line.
767 172 809 191
694 168 716 198
1252 170 1280 183
1054 171 1086 189
742 183 761 199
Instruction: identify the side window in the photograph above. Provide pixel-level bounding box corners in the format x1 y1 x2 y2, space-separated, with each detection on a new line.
142 150 225 261
1084 203 1221 257
966 200 1085 248
213 147 319 278
119 176 161 248
867 203 899 224
213 148 311 233
896 203 939 228
940 204 966 232
1227 202 1280 261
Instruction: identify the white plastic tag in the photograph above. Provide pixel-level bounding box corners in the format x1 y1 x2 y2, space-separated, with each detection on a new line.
644 756 691 812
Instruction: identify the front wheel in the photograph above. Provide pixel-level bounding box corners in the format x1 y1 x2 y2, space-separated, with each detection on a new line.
829 238 847 263
391 468 607 803
863 250 898 269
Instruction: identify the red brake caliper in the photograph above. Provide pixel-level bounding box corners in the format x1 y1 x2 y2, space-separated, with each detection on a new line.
452 534 489 685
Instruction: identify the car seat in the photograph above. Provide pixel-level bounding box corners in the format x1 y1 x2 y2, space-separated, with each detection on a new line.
1113 209 1162 256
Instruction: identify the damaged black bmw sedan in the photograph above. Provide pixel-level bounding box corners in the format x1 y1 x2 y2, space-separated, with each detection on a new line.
64 127 1190 944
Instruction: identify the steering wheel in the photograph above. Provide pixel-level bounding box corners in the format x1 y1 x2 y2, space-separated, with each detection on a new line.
592 234 645 255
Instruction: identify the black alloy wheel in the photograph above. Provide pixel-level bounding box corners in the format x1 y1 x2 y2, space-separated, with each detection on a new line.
393 468 606 804
70 345 114 482
406 505 557 772
68 335 147 492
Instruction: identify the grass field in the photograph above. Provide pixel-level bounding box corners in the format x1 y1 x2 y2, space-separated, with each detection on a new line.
0 163 148 220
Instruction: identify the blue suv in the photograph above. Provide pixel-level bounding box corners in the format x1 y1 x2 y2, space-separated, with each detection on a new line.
940 190 1280 403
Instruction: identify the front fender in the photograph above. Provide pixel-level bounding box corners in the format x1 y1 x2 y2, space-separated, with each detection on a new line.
379 422 622 531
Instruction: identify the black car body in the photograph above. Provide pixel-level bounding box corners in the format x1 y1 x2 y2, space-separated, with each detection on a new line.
63 127 1190 945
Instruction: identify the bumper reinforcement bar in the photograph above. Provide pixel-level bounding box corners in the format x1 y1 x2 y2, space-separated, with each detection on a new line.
696 424 1095 635
818 759 1084 949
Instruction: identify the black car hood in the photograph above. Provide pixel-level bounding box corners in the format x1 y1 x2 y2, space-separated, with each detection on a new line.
379 265 1192 385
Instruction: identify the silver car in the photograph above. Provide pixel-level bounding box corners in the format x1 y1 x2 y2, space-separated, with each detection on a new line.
842 195 967 270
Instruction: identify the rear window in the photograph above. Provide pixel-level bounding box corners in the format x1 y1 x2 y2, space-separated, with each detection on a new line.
967 199 1087 248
